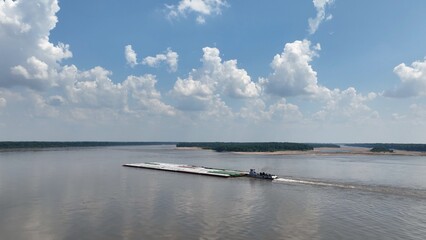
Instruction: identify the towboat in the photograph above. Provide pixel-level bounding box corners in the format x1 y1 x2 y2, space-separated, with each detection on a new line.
248 169 277 180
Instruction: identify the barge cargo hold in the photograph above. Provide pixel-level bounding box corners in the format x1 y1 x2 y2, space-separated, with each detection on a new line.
123 162 248 178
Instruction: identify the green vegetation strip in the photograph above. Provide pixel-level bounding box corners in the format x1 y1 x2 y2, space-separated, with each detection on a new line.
370 147 394 153
176 142 314 152
0 141 176 150
347 143 426 152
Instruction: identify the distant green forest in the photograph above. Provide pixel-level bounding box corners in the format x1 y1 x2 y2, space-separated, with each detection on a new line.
370 146 394 153
0 141 344 152
0 141 176 150
306 143 341 148
176 142 338 152
347 143 426 152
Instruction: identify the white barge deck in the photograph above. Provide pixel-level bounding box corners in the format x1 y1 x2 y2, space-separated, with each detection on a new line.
123 162 248 178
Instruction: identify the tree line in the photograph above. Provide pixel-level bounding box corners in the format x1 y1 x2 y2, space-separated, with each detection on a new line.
0 141 176 150
346 143 426 152
176 142 316 152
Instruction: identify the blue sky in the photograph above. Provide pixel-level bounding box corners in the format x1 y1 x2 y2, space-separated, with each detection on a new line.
1 0 426 142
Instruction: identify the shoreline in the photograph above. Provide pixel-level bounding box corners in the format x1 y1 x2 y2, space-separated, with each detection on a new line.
235 147 426 156
175 147 205 150
176 146 426 156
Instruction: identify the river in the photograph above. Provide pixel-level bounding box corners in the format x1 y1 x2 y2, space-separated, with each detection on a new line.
0 145 425 239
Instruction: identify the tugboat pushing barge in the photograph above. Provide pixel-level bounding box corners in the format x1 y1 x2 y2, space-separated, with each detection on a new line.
248 169 277 180
123 162 278 180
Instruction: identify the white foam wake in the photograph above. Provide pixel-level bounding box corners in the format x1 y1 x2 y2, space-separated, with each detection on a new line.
273 177 426 199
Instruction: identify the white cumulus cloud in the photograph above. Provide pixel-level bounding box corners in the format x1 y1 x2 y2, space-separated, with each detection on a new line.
262 39 378 123
308 0 334 34
125 45 138 67
166 0 228 24
390 103 426 126
0 0 390 141
170 47 260 112
313 87 378 122
123 75 176 116
384 58 426 98
261 39 326 97
238 98 303 123
0 0 72 89
0 0 175 120
54 65 176 116
11 56 53 87
142 48 179 72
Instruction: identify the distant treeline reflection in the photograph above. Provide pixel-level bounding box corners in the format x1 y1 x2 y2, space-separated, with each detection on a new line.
176 142 340 152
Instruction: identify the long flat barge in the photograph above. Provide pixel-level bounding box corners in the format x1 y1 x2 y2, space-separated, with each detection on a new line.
123 162 248 178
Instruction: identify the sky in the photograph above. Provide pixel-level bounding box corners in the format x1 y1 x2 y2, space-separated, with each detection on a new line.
1 0 426 142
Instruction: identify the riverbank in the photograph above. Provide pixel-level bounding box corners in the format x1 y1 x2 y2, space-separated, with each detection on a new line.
232 147 426 156
176 146 426 156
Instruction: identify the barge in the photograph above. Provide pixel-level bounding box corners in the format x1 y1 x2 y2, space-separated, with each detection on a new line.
123 162 248 178
123 162 277 180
